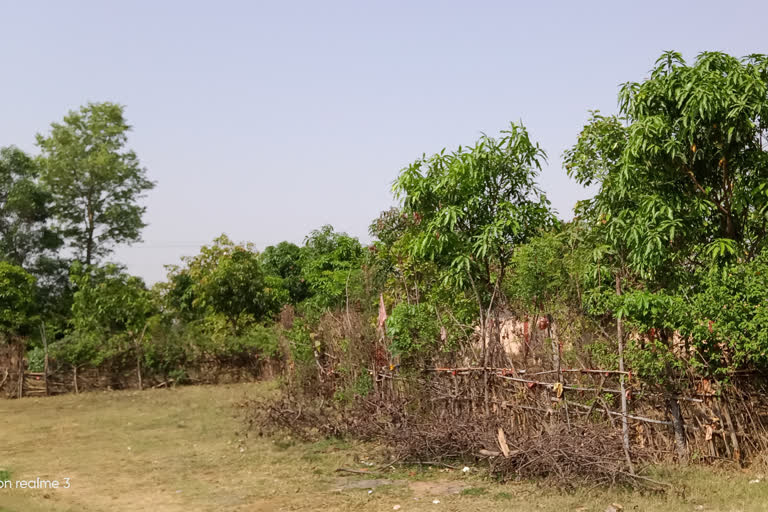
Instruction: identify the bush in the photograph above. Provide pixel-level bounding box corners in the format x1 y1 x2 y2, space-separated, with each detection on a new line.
386 302 441 360
686 257 768 375
26 346 45 372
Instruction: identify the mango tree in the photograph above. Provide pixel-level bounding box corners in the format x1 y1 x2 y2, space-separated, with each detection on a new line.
565 51 768 463
394 122 555 412
618 51 768 276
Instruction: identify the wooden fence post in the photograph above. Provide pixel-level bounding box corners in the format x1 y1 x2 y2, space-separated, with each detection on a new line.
40 323 49 396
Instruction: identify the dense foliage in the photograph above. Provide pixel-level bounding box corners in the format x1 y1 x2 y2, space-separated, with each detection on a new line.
3 51 768 394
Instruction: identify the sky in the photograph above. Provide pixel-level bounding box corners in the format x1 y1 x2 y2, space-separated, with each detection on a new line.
1 0 767 283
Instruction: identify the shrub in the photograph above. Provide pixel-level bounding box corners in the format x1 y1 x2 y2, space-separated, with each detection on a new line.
386 302 441 359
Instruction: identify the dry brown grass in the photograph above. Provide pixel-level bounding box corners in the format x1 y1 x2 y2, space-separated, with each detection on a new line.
2 382 768 511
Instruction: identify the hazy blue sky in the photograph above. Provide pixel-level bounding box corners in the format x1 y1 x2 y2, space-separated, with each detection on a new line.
2 1 766 282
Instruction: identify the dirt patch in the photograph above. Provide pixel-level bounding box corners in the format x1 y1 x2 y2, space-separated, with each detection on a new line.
333 478 396 490
408 480 468 496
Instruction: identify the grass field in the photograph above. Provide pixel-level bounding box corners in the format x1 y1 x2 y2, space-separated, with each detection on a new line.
2 382 768 511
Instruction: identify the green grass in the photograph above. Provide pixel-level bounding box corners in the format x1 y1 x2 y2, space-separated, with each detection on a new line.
1 381 768 511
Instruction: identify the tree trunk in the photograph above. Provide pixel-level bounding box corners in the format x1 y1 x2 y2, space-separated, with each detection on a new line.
615 275 635 474
41 323 50 396
73 365 79 394
85 203 95 266
17 356 23 399
136 346 143 391
135 324 148 391
548 314 560 378
667 396 688 463
481 313 489 416
549 315 570 429
468 272 489 416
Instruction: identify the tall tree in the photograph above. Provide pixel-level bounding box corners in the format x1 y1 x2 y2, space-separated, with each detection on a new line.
0 146 71 332
0 146 61 269
37 103 155 266
394 123 555 412
565 112 643 469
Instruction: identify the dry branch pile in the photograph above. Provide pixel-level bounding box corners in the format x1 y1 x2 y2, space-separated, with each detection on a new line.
247 391 663 489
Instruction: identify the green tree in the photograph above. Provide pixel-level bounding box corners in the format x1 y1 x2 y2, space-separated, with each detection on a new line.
565 111 663 468
204 248 286 334
300 225 364 311
368 207 429 304
261 241 309 304
617 52 768 274
394 123 555 413
0 146 70 333
563 51 768 463
368 208 477 354
64 263 155 389
163 235 287 335
161 235 242 325
566 52 768 338
37 103 155 266
0 146 61 269
0 262 37 338
686 256 768 373
505 227 584 315
70 264 153 337
394 123 554 359
394 123 554 294
162 271 199 322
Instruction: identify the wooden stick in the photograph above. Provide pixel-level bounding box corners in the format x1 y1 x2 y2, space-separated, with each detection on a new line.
565 401 673 425
495 374 624 394
720 397 741 462
429 366 630 375
585 375 606 419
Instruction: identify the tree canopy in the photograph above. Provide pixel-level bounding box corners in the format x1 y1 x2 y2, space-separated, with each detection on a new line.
0 146 61 270
394 122 555 297
37 102 155 266
0 262 37 337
